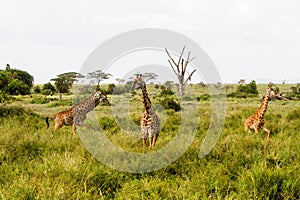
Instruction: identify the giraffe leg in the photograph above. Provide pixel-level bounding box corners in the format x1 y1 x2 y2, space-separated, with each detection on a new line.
79 123 91 129
148 129 155 150
142 138 147 149
262 126 270 140
149 137 153 150
150 135 158 149
254 126 259 134
244 125 251 133
141 127 148 149
72 123 77 135
54 121 63 131
244 122 249 132
75 120 91 133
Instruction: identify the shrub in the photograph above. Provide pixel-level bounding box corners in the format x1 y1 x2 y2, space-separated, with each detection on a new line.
158 89 174 96
228 80 259 98
160 85 166 90
0 67 34 95
41 89 53 95
98 117 120 134
33 85 41 93
113 85 131 95
237 80 258 95
0 105 35 118
288 83 300 99
158 97 181 112
30 96 57 104
197 94 210 101
7 79 31 95
107 83 116 94
0 91 10 103
42 82 56 94
47 99 72 107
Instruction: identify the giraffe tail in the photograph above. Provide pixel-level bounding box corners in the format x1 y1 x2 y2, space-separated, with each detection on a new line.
46 117 50 128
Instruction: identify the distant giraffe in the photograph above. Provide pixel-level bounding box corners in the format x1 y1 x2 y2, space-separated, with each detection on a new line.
131 74 160 149
46 90 109 134
238 79 246 84
244 86 275 139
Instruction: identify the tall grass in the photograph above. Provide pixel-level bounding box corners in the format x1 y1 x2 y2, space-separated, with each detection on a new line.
0 86 300 199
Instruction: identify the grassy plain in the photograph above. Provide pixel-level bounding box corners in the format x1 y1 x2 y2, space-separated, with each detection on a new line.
0 84 299 199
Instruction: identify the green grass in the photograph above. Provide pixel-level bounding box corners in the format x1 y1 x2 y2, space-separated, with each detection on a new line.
0 84 300 199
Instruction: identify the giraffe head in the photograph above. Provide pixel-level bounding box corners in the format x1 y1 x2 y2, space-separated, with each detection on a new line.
93 90 110 104
130 74 145 92
266 85 276 97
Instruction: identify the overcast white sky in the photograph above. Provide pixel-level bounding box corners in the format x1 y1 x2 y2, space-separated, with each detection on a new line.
0 0 300 83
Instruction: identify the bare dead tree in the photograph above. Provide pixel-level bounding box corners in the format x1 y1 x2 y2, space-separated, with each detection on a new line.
165 46 196 96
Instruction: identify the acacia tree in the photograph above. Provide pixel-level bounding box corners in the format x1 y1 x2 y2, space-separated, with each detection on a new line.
86 69 112 89
51 72 84 100
165 46 196 96
142 72 158 83
129 72 158 83
115 78 125 84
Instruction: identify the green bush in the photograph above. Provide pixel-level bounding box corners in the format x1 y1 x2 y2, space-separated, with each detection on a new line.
158 88 174 96
41 89 53 95
42 82 56 95
237 80 258 95
98 117 120 134
0 105 38 118
113 85 131 95
47 99 72 107
158 97 181 112
197 94 210 101
30 96 57 104
288 84 300 99
0 67 34 95
0 91 10 103
228 80 259 98
7 79 31 95
33 85 41 93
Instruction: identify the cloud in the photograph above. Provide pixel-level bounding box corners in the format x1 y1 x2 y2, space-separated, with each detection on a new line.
0 0 300 83
233 0 259 18
81 13 179 28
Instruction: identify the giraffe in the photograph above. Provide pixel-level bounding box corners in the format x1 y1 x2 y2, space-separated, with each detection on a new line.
130 74 160 149
244 86 275 139
46 90 109 134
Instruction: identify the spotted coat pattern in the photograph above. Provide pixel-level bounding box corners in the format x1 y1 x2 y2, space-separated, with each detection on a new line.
46 90 109 134
131 74 160 149
244 86 274 139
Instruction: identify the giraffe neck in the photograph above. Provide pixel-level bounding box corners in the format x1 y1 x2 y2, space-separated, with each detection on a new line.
141 84 152 111
74 91 98 112
257 95 269 118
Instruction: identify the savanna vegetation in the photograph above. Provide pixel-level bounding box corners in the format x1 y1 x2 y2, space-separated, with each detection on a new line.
0 82 300 199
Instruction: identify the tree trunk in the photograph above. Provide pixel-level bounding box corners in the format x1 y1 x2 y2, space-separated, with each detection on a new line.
269 95 293 100
178 76 185 96
165 47 196 97
58 92 62 100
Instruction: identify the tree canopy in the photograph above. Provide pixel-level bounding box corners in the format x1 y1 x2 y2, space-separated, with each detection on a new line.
0 65 34 95
51 72 84 99
86 70 112 87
